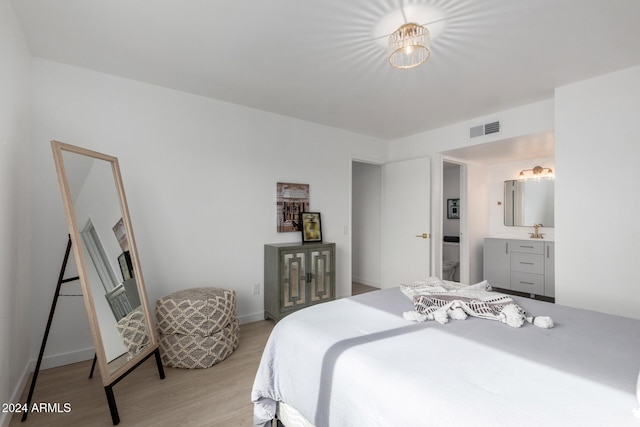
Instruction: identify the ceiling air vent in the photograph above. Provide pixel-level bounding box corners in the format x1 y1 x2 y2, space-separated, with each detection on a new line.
470 121 500 138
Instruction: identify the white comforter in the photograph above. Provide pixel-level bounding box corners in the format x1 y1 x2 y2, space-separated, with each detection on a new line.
252 287 640 427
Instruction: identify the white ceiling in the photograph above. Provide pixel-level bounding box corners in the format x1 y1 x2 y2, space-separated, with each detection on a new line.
11 0 640 140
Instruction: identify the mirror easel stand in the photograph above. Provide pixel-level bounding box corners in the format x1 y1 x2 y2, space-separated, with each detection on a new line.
22 235 81 422
21 235 166 425
51 140 166 424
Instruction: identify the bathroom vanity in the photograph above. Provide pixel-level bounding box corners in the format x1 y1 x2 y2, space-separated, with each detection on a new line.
483 238 555 298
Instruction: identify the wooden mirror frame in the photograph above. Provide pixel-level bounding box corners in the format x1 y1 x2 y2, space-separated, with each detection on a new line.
51 140 163 424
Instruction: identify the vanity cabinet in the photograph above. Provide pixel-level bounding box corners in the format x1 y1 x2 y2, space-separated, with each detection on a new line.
483 238 555 298
264 242 335 321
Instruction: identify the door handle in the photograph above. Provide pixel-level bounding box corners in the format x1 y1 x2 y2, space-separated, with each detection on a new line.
415 233 430 239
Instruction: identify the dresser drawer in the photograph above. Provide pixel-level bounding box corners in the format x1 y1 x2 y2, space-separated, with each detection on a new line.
510 240 544 254
511 271 545 294
511 253 544 274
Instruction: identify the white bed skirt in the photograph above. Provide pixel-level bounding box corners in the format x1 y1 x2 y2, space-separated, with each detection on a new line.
277 402 316 427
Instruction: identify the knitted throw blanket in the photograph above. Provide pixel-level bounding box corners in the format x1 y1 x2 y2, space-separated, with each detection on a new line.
401 279 553 328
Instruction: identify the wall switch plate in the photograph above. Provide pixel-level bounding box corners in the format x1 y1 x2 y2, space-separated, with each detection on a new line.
253 283 260 295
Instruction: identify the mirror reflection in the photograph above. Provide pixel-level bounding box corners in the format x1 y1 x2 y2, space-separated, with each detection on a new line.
504 179 554 227
61 150 149 372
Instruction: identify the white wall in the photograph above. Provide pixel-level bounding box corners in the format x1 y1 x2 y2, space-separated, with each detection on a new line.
29 59 388 367
0 0 32 423
464 160 489 284
351 161 382 287
555 65 640 319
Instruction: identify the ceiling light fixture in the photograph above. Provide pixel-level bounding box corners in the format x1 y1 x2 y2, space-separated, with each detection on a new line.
518 166 554 181
388 22 430 69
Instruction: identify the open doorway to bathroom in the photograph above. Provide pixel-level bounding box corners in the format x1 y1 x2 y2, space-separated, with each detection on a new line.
442 161 461 282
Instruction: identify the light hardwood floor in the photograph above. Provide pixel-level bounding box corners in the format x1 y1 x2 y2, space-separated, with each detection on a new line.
352 282 379 295
12 284 379 427
10 320 274 427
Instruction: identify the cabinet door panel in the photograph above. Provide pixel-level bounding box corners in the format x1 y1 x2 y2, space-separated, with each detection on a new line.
310 248 332 302
282 251 307 309
484 239 511 289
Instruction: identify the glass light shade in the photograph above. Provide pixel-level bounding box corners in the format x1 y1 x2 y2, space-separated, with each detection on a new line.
518 166 554 181
388 23 430 69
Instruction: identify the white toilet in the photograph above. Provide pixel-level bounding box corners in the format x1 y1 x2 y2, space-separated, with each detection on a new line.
443 241 460 281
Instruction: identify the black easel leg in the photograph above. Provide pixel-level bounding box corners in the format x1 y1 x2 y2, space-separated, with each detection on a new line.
89 353 97 379
104 385 120 425
154 348 166 379
21 236 75 422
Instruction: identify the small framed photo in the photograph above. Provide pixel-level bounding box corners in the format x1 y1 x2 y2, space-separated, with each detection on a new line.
301 212 322 243
447 199 460 219
118 251 134 280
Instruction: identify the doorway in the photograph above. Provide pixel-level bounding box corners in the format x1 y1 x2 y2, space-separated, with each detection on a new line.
442 161 461 282
81 219 118 292
352 157 432 293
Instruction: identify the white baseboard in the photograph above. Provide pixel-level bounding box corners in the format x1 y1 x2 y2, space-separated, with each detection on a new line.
352 276 381 288
239 311 265 324
1 361 32 427
37 347 95 371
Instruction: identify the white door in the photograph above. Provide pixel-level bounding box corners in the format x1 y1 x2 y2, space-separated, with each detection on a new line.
381 157 431 288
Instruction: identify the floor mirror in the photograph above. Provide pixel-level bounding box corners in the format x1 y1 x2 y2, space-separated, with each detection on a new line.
48 140 164 424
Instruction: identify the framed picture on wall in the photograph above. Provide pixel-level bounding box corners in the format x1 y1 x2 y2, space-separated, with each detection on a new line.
447 199 460 219
112 218 129 252
301 212 322 243
118 251 134 280
276 182 310 232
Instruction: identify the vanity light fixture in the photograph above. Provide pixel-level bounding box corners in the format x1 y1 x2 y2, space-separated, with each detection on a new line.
518 166 554 181
388 22 430 69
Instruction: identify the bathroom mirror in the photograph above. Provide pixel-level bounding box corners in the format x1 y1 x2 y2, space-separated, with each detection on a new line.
51 140 162 421
504 179 554 227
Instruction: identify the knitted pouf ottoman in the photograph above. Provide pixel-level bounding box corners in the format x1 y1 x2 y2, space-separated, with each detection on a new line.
155 287 239 369
116 306 150 361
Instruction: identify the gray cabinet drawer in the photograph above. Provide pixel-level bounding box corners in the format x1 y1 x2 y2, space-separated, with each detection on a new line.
511 253 544 274
511 271 545 294
510 240 544 254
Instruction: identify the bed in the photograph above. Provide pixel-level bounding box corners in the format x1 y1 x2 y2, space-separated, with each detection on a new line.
252 281 640 427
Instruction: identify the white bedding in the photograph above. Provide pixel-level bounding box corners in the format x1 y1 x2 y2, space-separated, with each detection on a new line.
252 287 640 427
